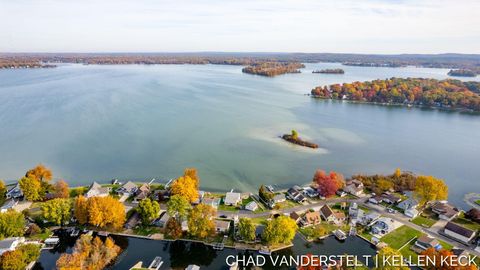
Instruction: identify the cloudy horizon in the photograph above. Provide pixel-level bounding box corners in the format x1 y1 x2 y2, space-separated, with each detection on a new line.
0 0 479 54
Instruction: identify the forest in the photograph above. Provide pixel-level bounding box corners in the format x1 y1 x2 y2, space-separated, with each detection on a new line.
312 68 345 74
448 69 477 77
311 77 480 111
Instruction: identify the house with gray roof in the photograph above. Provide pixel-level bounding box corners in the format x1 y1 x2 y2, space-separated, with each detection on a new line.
85 182 110 198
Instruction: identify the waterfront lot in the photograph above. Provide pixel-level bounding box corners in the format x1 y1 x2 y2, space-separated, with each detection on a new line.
381 225 422 250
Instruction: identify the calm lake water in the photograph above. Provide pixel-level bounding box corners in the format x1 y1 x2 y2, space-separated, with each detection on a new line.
33 234 377 270
0 63 479 208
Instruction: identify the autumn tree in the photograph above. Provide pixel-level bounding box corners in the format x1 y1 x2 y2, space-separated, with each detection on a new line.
183 168 200 190
0 211 25 239
291 130 299 140
0 244 40 270
170 175 198 203
259 185 274 202
165 217 183 239
0 180 6 205
298 253 322 270
26 164 52 182
166 194 191 220
19 176 42 201
238 217 256 242
74 195 89 224
187 204 216 239
41 198 72 225
53 180 69 198
313 170 345 197
419 248 476 270
73 196 125 230
137 198 160 224
262 215 297 245
414 175 448 206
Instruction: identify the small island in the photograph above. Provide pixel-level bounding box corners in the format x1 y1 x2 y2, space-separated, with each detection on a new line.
448 69 477 77
312 68 345 74
242 62 305 77
281 130 318 148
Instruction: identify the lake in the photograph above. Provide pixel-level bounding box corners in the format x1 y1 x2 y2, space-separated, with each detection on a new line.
33 233 377 269
0 63 479 208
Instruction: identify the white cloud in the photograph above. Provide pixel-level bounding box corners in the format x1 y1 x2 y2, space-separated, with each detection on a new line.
0 0 478 53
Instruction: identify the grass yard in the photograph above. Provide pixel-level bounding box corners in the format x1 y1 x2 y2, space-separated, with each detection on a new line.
299 223 332 240
399 242 419 265
250 216 269 225
453 213 480 232
133 226 160 236
411 216 437 228
218 203 239 212
439 240 453 250
274 200 299 210
381 225 422 250
475 199 480 206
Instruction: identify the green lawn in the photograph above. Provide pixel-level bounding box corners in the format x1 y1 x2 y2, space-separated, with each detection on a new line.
399 242 419 264
218 203 239 212
411 216 437 228
381 225 422 250
475 200 480 206
438 240 453 250
133 226 160 236
453 213 480 232
69 186 87 197
250 216 269 225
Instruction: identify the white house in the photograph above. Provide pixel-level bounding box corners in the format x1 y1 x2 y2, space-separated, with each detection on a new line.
224 192 241 206
414 235 441 251
432 202 460 221
214 220 231 233
85 182 110 198
0 199 18 213
443 222 476 244
344 180 364 197
245 201 258 211
5 183 23 199
0 237 25 255
116 181 138 196
272 194 286 204
398 198 419 212
405 208 419 218
203 198 221 209
320 205 335 222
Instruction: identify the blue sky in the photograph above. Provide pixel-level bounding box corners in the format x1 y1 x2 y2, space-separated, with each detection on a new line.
0 0 479 53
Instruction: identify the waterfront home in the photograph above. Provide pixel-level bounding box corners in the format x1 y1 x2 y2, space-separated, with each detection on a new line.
290 211 302 224
371 217 396 235
0 199 18 213
320 205 335 222
368 195 383 204
432 202 460 221
153 212 170 227
405 208 419 218
117 181 138 196
398 198 419 211
443 222 476 244
272 193 286 204
344 180 364 197
152 189 170 201
192 191 205 205
125 212 141 229
5 183 23 199
203 197 221 209
336 190 347 197
286 186 307 203
414 235 441 252
303 187 319 198
214 220 231 233
133 183 151 203
333 211 346 225
360 212 381 226
244 201 258 211
301 211 321 227
224 192 241 206
0 237 25 255
85 182 110 198
381 193 402 204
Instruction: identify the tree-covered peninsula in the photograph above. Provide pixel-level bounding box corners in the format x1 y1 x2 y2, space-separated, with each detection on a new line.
448 69 477 77
242 62 305 77
311 78 480 111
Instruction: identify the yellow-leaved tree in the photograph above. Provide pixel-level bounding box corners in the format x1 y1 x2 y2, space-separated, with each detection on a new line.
170 175 198 203
73 196 125 231
414 175 448 206
187 204 216 239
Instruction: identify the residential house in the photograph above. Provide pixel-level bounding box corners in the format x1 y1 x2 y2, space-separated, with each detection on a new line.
303 187 319 198
181 220 189 232
348 203 364 221
272 194 286 204
224 192 241 206
286 186 306 203
414 235 442 251
336 190 347 197
432 202 460 221
152 189 170 201
398 198 419 211
214 220 231 233
124 212 141 229
320 205 335 223
290 212 302 224
381 193 402 204
368 195 383 204
245 201 258 212
0 199 18 213
302 211 321 226
117 181 138 196
203 198 221 209
0 237 25 255
133 183 150 203
405 208 419 218
5 183 23 199
371 217 396 235
360 212 381 226
344 180 364 197
192 191 205 205
153 212 170 227
443 222 476 244
334 211 346 225
85 182 110 198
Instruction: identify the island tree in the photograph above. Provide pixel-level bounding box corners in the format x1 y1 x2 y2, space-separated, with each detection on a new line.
262 215 297 245
137 198 160 224
165 217 183 239
313 170 344 197
238 217 256 242
41 198 72 225
187 204 216 239
0 211 26 239
167 194 191 220
170 175 198 203
414 175 448 206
